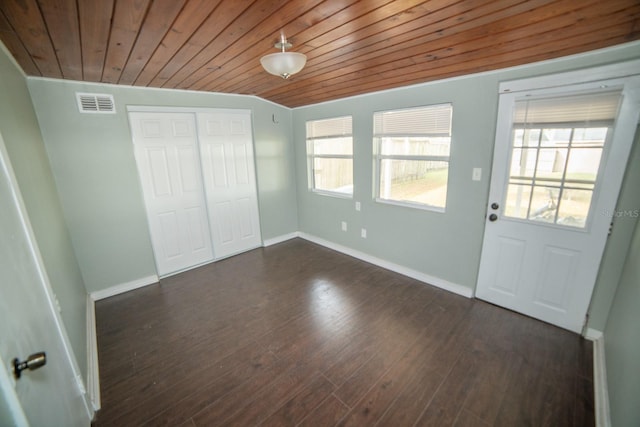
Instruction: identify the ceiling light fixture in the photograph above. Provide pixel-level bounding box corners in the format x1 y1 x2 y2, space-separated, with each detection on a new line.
260 34 306 79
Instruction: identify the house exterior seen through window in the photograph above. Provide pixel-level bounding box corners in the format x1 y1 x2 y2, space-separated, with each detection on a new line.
306 116 353 197
374 104 452 211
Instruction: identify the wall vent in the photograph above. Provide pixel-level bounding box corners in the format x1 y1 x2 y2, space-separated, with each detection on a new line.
76 93 116 114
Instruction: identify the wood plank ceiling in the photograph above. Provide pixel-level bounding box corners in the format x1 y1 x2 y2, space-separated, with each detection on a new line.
0 0 638 108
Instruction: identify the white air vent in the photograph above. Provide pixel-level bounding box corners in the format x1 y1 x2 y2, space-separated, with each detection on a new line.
76 93 116 114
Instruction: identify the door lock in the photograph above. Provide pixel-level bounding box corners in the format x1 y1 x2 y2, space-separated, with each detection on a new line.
491 203 499 210
13 352 46 379
489 213 498 222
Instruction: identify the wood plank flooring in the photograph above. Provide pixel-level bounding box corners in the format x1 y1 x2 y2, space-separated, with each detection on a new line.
92 238 594 427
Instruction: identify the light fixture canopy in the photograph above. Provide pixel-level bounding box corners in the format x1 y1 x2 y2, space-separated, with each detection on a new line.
260 35 306 79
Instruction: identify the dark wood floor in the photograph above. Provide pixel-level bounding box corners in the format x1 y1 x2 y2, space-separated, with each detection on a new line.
93 238 594 427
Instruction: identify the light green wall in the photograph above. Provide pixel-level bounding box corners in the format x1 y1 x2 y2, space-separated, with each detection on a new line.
292 41 640 331
0 46 87 378
27 79 297 293
604 213 640 427
589 131 640 330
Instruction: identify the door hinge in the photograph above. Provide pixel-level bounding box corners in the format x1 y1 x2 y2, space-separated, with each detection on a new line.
608 221 614 236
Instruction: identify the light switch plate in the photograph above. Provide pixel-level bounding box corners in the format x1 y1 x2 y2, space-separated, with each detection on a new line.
472 167 482 181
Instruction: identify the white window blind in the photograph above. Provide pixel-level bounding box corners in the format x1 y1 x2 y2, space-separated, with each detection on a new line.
306 116 353 139
374 104 452 137
513 91 620 125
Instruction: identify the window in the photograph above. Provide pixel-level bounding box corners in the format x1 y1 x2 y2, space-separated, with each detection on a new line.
306 116 353 197
374 104 452 210
504 91 620 228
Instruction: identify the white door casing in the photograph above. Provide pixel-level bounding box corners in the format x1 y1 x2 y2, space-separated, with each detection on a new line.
197 111 262 259
130 112 214 276
476 70 640 333
0 135 91 426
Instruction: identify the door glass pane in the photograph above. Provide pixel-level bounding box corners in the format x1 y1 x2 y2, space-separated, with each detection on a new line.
566 148 603 181
505 184 532 219
528 186 560 224
503 90 621 229
535 148 568 180
510 148 538 178
557 189 593 228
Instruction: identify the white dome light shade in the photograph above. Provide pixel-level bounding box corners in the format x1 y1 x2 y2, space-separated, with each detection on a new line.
260 51 307 79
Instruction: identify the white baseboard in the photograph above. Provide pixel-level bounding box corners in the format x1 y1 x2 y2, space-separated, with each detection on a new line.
592 334 611 427
85 295 100 413
90 275 158 301
298 232 473 298
263 232 300 247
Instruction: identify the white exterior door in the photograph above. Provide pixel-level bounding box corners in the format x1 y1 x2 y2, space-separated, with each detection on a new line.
0 136 91 426
197 111 262 259
476 73 640 333
130 112 214 276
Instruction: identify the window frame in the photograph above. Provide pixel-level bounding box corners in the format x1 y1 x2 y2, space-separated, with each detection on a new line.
306 116 354 198
373 103 453 212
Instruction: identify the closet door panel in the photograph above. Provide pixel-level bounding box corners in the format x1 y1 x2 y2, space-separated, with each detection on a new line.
198 111 262 258
130 112 214 276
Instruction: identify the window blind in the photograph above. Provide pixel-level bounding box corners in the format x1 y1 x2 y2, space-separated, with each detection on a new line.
373 104 452 136
306 116 352 138
514 91 621 125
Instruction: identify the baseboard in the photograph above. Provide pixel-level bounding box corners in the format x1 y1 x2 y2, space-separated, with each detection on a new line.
298 232 473 298
90 275 159 301
263 232 300 247
592 333 611 427
86 295 100 413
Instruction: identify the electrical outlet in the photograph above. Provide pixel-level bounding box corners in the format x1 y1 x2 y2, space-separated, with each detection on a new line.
355 201 361 211
341 221 347 231
361 228 367 238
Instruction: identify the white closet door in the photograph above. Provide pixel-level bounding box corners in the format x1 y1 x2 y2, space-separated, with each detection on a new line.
130 112 214 276
197 111 262 259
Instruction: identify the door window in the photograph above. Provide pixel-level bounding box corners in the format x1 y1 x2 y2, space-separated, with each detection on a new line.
504 91 621 228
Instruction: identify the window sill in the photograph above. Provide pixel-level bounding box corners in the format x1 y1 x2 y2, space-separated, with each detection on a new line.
311 189 353 199
375 197 445 213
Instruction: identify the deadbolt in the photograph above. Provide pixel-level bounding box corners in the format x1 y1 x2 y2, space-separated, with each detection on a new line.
489 213 498 222
491 202 499 210
13 352 46 379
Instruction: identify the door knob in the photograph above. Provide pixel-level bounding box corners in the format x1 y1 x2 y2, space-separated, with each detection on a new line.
489 213 498 222
13 352 46 379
